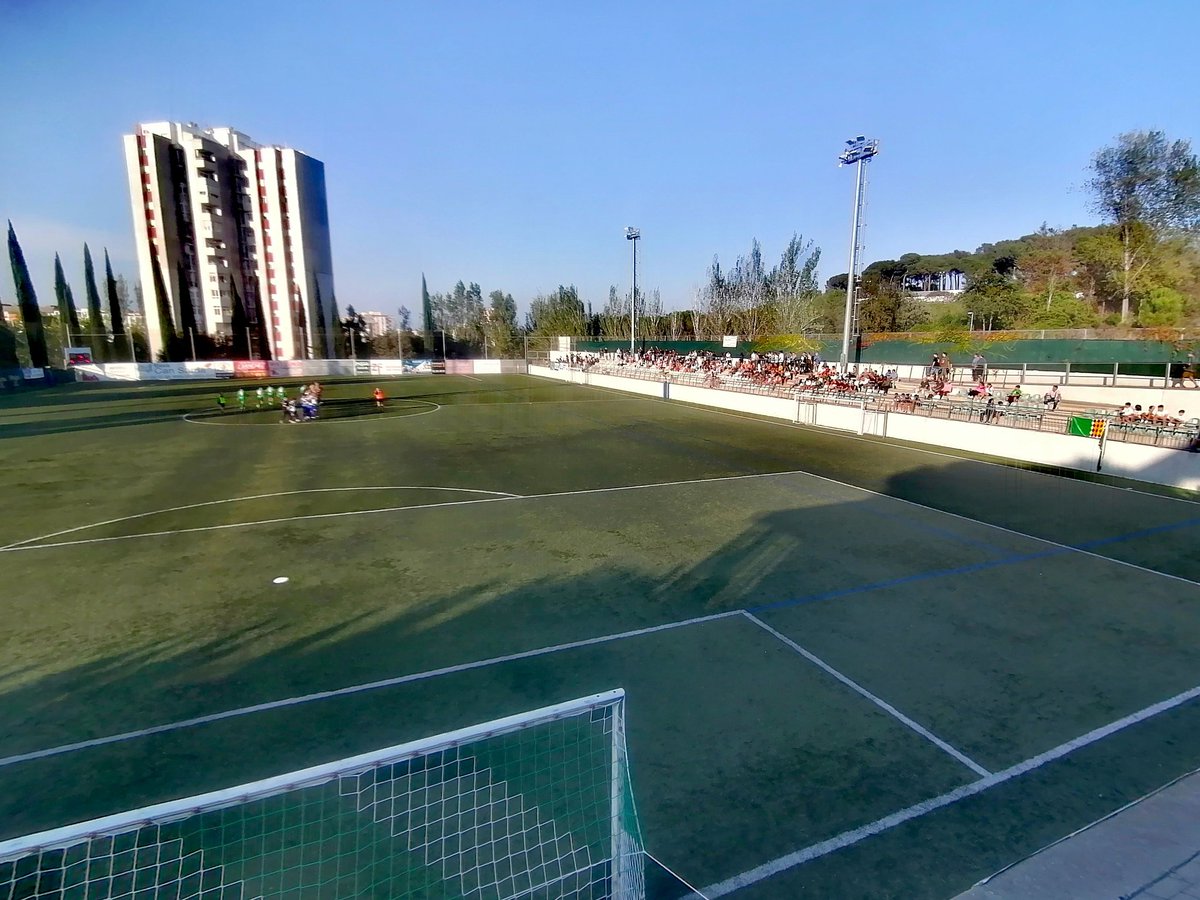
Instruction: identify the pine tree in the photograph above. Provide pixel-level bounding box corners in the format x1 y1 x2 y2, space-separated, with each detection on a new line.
0 319 19 369
83 244 108 361
7 221 49 368
104 250 126 351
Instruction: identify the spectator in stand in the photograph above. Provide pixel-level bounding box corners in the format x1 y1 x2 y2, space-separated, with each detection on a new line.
967 380 989 398
1042 385 1061 410
971 353 987 382
980 397 1001 423
1006 384 1023 405
939 353 952 380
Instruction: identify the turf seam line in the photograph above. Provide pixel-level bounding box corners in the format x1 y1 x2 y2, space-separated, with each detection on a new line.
0 610 743 770
701 679 1200 897
740 612 991 777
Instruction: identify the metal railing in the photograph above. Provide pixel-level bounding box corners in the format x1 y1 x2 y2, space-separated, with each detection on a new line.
565 363 1200 451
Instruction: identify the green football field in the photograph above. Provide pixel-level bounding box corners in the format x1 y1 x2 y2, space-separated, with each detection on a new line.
1 372 1198 898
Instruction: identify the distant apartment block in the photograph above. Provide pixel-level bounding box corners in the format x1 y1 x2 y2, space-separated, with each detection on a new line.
123 122 336 360
359 311 392 339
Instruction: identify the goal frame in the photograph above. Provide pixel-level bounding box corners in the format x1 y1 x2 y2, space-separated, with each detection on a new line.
0 689 639 897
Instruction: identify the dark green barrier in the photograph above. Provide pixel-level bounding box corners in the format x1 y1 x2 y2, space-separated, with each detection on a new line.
572 338 1191 366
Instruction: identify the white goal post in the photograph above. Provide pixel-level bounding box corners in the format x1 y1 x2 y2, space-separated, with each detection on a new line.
0 689 645 899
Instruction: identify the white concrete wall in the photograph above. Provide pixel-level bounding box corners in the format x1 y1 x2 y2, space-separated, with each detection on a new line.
528 365 1198 491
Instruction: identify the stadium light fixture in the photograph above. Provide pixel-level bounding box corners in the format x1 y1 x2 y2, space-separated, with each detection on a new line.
838 136 880 371
625 228 640 351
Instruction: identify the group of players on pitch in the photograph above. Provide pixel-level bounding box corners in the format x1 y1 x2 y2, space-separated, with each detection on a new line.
216 383 386 422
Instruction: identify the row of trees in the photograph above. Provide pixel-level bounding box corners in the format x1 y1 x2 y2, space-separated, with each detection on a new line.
5 221 147 369
418 277 522 357
840 131 1200 332
517 235 829 344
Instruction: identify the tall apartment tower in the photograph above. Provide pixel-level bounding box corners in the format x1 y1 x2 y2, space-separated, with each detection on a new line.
123 122 336 361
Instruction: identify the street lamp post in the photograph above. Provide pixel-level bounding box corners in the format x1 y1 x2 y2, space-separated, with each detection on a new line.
838 136 880 372
625 227 640 352
968 311 975 332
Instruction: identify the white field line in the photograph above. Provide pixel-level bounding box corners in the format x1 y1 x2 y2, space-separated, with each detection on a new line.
458 373 483 382
562 376 1200 507
740 612 990 777
0 610 742 770
701 679 1200 898
437 398 641 407
0 469 818 553
564 380 1200 589
0 486 521 551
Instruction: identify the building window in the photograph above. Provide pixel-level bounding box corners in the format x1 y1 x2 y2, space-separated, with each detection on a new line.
209 274 217 282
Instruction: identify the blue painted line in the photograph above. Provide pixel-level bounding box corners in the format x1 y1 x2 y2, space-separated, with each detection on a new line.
749 517 1200 615
1074 516 1200 551
749 548 1062 613
864 506 1006 555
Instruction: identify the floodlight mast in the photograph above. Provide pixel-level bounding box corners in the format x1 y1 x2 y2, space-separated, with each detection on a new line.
625 227 640 351
838 136 880 372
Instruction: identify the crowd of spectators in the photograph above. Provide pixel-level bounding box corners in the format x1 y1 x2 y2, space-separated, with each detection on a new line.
563 348 897 395
1113 402 1193 427
558 348 1199 446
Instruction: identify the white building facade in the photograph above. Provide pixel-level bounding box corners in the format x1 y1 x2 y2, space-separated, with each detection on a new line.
123 122 337 360
359 311 392 339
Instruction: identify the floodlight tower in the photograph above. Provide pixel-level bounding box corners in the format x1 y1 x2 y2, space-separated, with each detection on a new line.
837 135 880 371
625 227 640 351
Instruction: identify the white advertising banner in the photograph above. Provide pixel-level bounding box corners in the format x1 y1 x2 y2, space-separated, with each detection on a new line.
101 363 142 381
184 360 235 378
369 360 407 376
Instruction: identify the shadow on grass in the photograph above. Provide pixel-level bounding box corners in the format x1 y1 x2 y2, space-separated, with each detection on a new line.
1 449 1198 895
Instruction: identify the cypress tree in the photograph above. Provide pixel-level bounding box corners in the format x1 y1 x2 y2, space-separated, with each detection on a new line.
149 251 177 360
104 249 126 346
311 281 329 358
230 280 249 359
53 254 76 345
7 221 49 368
329 293 345 358
83 244 108 361
249 286 272 361
421 273 434 353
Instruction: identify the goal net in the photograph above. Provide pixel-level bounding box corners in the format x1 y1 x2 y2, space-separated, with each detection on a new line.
0 690 645 899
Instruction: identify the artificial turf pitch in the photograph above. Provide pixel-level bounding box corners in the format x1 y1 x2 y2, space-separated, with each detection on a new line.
0 372 1198 898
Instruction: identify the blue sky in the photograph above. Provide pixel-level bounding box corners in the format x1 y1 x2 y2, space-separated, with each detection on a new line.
2 0 1197 320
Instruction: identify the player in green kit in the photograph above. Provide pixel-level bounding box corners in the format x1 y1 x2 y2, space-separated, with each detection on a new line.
255 386 266 408
237 387 246 410
216 392 227 413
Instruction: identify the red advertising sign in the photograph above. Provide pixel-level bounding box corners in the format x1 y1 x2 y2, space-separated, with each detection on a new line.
233 360 269 378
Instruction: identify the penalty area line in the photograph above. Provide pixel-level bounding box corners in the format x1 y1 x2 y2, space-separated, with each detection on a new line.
0 610 743 770
741 612 990 777
700 679 1200 898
